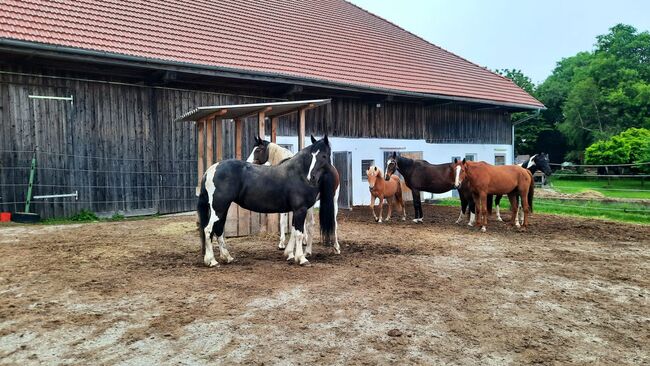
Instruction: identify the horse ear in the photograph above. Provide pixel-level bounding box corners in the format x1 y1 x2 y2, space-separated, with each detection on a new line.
391 152 396 159
454 158 458 164
374 166 377 171
323 134 329 146
310 135 317 144
462 158 467 165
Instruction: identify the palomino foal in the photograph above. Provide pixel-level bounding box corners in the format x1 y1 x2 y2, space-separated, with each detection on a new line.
367 166 406 222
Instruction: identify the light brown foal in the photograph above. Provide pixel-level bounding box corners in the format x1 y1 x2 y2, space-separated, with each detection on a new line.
455 159 533 232
367 166 406 222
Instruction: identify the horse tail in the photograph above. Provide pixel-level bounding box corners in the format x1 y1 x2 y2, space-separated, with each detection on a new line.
528 178 534 213
319 167 337 244
197 175 210 257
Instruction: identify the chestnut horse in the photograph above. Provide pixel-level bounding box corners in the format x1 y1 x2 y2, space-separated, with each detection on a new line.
367 166 406 222
454 159 533 232
386 152 456 223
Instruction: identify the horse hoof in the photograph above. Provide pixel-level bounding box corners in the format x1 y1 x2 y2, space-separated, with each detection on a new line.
402 217 406 221
480 227 486 232
205 259 218 267
374 218 379 222
299 259 311 266
497 217 503 222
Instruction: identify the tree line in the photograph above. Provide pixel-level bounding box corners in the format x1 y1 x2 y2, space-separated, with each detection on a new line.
500 24 650 166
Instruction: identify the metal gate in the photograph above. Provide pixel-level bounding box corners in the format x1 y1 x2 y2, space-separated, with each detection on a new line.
333 151 352 209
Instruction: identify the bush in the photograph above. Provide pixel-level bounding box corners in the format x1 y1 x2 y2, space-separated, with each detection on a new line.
584 127 650 172
70 209 99 222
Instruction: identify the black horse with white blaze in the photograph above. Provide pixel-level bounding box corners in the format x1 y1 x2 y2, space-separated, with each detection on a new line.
197 136 336 267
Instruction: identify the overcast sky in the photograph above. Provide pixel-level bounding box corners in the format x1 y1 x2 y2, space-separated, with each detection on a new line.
348 0 650 84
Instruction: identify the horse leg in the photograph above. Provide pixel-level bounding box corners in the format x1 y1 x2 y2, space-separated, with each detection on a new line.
385 197 393 221
507 193 519 228
217 221 234 265
457 194 467 224
333 185 341 255
278 213 288 250
495 195 504 222
412 190 423 223
291 207 309 266
378 195 385 223
396 189 406 221
468 193 478 227
284 226 297 262
370 194 378 222
304 207 315 257
520 189 530 229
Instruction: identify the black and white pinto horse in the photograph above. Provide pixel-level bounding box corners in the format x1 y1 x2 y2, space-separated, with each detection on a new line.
251 136 341 257
197 136 337 267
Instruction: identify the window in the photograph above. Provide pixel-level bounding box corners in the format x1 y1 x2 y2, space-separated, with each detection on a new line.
361 159 374 180
495 154 506 166
278 144 293 153
465 153 477 162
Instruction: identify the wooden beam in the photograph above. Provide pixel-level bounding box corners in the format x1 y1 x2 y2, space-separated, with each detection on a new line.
271 117 278 143
257 111 266 140
206 117 214 167
270 103 316 119
197 119 205 193
232 106 272 120
215 118 223 161
298 107 306 150
235 117 243 160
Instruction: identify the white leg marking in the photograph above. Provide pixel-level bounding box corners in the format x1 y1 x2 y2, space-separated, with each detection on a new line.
468 212 476 226
218 235 234 263
279 213 288 249
306 150 319 180
496 205 503 222
455 209 464 224
481 226 487 232
284 226 296 261
203 163 220 267
293 230 309 265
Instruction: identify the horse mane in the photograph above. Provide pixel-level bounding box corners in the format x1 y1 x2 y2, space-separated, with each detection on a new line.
267 142 294 164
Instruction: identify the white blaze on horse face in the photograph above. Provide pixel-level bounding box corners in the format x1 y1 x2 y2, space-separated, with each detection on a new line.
307 149 320 180
526 154 537 169
246 147 257 163
454 165 462 187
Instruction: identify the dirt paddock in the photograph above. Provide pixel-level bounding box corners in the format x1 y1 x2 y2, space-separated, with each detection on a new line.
1 205 648 365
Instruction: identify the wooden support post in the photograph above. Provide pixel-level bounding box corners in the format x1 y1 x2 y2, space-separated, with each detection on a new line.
271 117 278 143
298 108 306 150
215 118 223 161
235 117 243 160
196 119 205 195
258 111 266 139
206 117 214 167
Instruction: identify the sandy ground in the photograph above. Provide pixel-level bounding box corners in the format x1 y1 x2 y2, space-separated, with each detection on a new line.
0 205 649 365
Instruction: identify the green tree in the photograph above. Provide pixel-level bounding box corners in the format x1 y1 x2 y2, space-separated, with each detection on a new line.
538 24 650 161
584 127 650 172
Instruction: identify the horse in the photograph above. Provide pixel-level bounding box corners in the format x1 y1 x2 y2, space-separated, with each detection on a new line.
249 136 315 255
367 165 406 222
251 136 341 258
197 136 336 267
385 152 456 223
454 159 533 232
492 153 551 223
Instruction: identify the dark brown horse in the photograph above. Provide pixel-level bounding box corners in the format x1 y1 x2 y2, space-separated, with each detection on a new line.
386 152 456 223
455 159 533 232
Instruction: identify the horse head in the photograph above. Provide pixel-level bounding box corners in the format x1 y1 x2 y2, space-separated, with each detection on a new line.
453 158 468 189
306 134 332 184
366 166 381 191
536 153 553 176
385 152 398 180
252 136 271 165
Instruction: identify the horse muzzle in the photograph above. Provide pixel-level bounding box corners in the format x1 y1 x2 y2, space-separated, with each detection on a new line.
368 186 374 192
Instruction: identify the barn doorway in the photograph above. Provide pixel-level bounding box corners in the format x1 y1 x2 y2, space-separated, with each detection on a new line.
333 151 352 209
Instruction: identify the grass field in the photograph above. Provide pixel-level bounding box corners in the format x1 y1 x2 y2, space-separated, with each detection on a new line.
435 197 650 225
549 177 650 199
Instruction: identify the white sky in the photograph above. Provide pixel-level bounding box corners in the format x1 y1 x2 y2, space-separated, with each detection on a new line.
348 0 650 84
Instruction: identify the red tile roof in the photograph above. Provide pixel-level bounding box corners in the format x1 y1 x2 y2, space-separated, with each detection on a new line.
0 0 544 108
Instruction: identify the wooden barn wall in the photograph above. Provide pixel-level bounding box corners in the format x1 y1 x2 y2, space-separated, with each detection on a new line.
0 67 268 218
1 66 512 218
271 100 512 144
